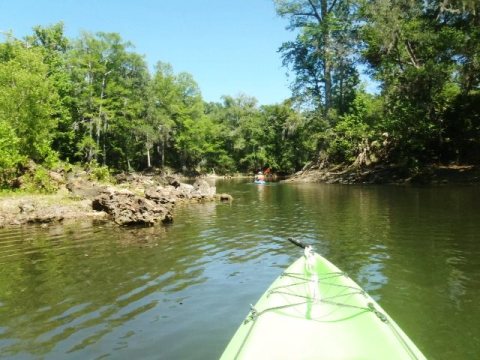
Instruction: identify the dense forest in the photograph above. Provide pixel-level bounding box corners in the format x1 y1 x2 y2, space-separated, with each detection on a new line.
0 0 479 189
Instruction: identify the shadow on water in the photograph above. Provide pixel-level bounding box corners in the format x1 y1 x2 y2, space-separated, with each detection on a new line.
0 180 479 359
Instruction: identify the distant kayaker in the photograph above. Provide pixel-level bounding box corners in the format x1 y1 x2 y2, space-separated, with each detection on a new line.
255 171 265 182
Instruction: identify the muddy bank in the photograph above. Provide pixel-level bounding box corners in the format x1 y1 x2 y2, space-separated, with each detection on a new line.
0 172 232 228
284 164 480 185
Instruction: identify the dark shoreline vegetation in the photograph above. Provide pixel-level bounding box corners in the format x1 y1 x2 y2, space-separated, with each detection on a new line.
1 2 479 200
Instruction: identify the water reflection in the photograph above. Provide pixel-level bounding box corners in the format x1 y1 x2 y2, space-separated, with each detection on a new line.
0 220 214 358
0 182 479 359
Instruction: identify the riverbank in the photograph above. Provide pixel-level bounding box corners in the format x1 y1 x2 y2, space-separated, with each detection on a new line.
284 164 480 185
0 172 232 228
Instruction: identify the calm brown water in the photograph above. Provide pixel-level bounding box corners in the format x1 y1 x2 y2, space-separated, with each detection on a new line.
0 180 479 359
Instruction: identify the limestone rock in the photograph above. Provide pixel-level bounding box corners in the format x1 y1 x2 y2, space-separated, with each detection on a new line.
92 189 173 226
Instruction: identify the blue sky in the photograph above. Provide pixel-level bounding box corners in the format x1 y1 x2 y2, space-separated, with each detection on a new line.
0 0 296 105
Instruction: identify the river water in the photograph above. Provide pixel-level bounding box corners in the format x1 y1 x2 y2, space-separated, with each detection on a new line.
0 180 479 359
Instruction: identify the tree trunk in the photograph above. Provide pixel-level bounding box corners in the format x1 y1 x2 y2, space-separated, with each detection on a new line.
161 140 165 168
339 68 344 113
95 122 100 162
103 119 107 166
98 69 111 165
88 118 94 162
321 0 332 112
147 147 151 168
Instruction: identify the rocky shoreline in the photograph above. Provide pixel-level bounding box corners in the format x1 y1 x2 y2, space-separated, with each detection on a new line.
3 163 476 228
284 164 480 185
0 172 232 228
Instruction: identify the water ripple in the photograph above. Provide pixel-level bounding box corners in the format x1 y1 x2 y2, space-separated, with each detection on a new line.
0 182 479 359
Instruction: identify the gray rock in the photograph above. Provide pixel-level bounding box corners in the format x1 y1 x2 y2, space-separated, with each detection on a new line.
174 184 194 199
144 187 176 205
192 179 216 198
19 202 36 214
92 189 173 226
165 175 181 188
48 171 65 184
67 179 106 199
216 193 233 202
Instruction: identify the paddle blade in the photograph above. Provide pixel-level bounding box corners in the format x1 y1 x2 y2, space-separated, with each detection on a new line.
288 237 306 249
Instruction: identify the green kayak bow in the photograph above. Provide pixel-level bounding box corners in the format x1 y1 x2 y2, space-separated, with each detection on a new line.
220 239 427 360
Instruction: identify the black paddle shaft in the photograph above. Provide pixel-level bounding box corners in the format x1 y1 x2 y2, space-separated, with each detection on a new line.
288 237 307 249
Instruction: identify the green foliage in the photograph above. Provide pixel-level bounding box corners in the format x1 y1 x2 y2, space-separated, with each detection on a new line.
19 166 59 194
87 162 113 183
327 117 369 163
275 0 360 114
27 23 74 159
442 90 480 163
1 5 480 193
0 40 59 163
321 91 376 164
75 135 99 162
0 120 24 186
358 0 480 166
260 101 312 173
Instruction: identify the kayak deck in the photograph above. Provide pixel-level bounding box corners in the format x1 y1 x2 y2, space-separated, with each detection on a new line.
220 252 426 360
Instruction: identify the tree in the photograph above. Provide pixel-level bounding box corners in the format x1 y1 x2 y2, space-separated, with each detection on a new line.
26 22 76 162
260 101 310 172
103 50 150 170
213 94 265 171
0 120 24 185
171 71 206 169
68 32 149 168
149 62 185 169
0 38 59 164
275 0 359 114
359 0 480 164
146 64 171 168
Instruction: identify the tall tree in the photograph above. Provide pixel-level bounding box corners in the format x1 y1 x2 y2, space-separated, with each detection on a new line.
217 94 264 171
0 38 59 164
275 0 359 114
26 22 75 161
359 0 480 163
261 101 310 172
149 62 210 171
68 32 148 167
171 71 206 169
107 50 150 170
148 62 183 168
